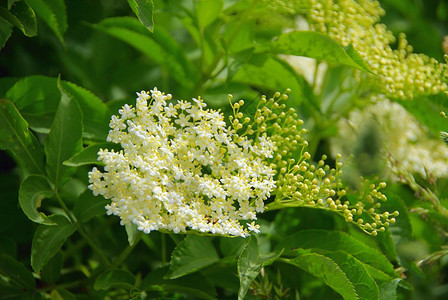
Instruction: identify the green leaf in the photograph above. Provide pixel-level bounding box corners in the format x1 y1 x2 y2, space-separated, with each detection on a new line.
92 17 196 91
142 266 217 300
195 0 223 29
31 215 76 272
24 0 67 44
0 17 12 50
276 230 397 278
73 190 108 223
125 224 139 246
0 253 36 290
269 31 371 73
237 236 283 300
41 251 63 284
282 249 357 300
44 80 83 188
0 2 36 37
63 142 122 167
320 250 379 300
6 75 111 140
18 174 55 225
0 99 45 175
94 269 135 291
127 0 154 32
379 278 401 300
167 235 219 279
50 288 76 300
396 93 448 136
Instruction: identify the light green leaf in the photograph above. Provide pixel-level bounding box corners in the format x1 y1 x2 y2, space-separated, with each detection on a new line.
92 17 196 91
379 278 401 300
237 236 282 300
0 253 36 290
94 269 135 291
73 190 108 223
0 2 36 37
283 249 358 300
276 230 397 278
195 0 223 29
18 175 55 225
125 224 139 247
24 0 66 44
44 80 83 188
320 250 379 300
0 17 13 50
142 266 217 300
269 31 371 72
167 235 219 279
31 215 76 272
127 0 154 32
0 99 45 175
63 142 122 167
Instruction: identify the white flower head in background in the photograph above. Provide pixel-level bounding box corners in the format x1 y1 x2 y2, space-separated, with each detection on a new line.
88 88 276 237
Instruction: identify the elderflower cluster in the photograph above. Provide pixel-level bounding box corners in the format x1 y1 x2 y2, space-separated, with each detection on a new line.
332 99 448 179
248 91 398 235
88 88 276 237
304 0 448 99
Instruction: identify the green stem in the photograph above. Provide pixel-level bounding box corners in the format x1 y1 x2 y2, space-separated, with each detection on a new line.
161 233 167 265
109 232 143 269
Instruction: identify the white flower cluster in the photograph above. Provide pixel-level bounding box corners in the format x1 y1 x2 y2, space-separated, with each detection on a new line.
88 88 276 237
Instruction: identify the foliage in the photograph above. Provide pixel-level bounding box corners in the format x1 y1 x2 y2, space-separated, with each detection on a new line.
0 0 448 299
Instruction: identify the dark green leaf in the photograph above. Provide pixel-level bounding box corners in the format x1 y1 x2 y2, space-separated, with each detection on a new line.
219 236 247 257
195 0 223 29
0 17 12 50
63 142 122 167
379 278 401 300
237 236 282 300
41 251 63 284
92 17 196 91
269 31 371 72
0 253 36 290
276 230 397 278
31 215 76 272
44 80 83 188
18 175 55 225
282 249 357 300
24 0 66 43
0 2 36 37
142 266 217 300
94 269 135 291
0 99 45 175
73 190 108 223
127 0 154 32
167 235 219 279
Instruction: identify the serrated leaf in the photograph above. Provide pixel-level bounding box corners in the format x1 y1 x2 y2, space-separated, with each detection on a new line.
195 0 223 29
127 0 154 32
73 190 108 223
283 249 358 300
276 230 397 278
6 75 110 140
44 80 83 188
94 269 135 291
142 266 217 300
18 174 55 225
0 17 12 50
379 278 401 300
0 99 45 175
269 31 371 73
0 2 36 37
24 0 66 44
31 215 76 272
92 17 196 91
0 253 36 290
237 236 282 300
63 142 122 167
167 235 219 279
320 250 379 300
